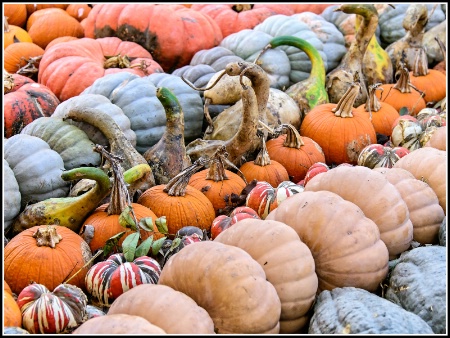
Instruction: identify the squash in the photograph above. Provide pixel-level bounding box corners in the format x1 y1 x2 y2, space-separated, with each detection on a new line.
3 159 21 234
384 245 446 333
309 287 434 334
106 284 216 334
357 144 409 169
159 240 281 334
4 225 92 296
266 190 389 292
373 167 445 244
16 282 87 334
390 119 423 152
38 37 164 102
393 147 446 214
214 218 318 333
83 4 223 73
82 72 204 153
73 314 167 334
304 165 413 259
423 125 446 151
4 134 69 210
210 206 261 239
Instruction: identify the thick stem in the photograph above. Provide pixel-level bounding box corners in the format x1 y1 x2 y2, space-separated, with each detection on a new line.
254 134 271 166
412 48 429 77
279 124 305 149
365 83 383 113
205 148 230 182
33 225 62 248
163 158 208 197
332 82 361 118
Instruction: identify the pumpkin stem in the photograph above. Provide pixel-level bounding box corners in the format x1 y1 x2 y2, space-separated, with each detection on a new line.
181 69 227 92
163 158 208 196
33 225 63 248
206 146 247 184
392 61 426 98
274 123 305 148
332 78 361 118
233 4 252 12
253 131 271 166
4 71 15 93
364 83 384 120
16 55 42 78
104 54 132 69
412 48 429 77
4 16 11 33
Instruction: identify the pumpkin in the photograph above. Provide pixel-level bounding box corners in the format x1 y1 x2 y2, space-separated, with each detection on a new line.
106 284 216 334
304 165 413 259
85 253 162 307
4 291 22 328
299 80 377 166
4 225 92 295
357 144 410 169
210 206 261 239
355 83 400 137
159 240 281 334
3 327 30 334
3 159 21 234
302 161 330 186
309 287 434 334
26 8 85 49
4 41 44 76
4 18 32 49
65 3 92 21
416 107 446 130
189 147 247 215
20 117 101 170
266 124 326 183
214 218 318 333
16 282 87 334
4 72 35 93
390 119 423 151
138 159 216 236
44 36 80 50
393 147 446 214
83 4 223 73
239 133 289 187
423 125 446 151
38 37 164 102
4 134 69 209
82 72 204 153
26 4 69 16
266 190 389 292
373 167 445 244
4 3 28 27
72 314 167 334
190 4 294 38
4 78 60 138
289 4 334 14
384 245 446 333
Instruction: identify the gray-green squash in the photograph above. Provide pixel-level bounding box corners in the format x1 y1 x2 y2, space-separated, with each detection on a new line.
3 159 21 233
81 72 204 154
384 245 446 334
4 134 70 210
20 117 101 170
309 287 434 334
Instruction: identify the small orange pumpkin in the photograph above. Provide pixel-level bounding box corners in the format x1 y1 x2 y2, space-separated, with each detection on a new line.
65 3 92 21
4 291 22 328
26 4 69 16
4 3 28 27
4 18 33 49
4 41 44 75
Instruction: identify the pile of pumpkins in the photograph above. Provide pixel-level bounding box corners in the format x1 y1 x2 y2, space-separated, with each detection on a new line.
3 3 447 335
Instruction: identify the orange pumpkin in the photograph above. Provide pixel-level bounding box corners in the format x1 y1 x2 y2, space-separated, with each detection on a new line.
26 7 67 31
300 80 377 166
4 280 13 295
65 3 92 21
356 83 400 137
4 225 93 295
138 159 216 236
4 18 33 49
4 41 44 74
44 36 79 51
4 3 28 27
26 4 69 16
4 292 22 328
266 124 326 183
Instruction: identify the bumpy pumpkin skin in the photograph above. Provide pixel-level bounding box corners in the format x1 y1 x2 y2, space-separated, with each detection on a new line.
107 284 216 334
309 287 434 334
304 165 413 259
385 246 446 334
159 241 281 334
266 190 389 293
214 218 318 334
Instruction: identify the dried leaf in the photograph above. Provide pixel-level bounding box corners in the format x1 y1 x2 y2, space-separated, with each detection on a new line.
122 232 139 262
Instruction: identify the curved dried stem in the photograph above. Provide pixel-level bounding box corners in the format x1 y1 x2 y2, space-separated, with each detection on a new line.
181 69 227 91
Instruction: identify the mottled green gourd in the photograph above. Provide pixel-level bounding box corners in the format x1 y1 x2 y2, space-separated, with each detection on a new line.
266 36 329 117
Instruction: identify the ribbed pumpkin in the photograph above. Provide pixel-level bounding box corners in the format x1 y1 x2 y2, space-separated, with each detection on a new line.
190 4 294 38
214 218 318 333
356 83 400 137
4 3 28 27
266 190 389 292
4 18 32 49
304 165 413 259
299 80 377 166
266 124 326 183
288 4 334 14
26 7 67 31
4 225 93 295
423 125 446 151
4 41 44 74
188 147 246 216
38 37 164 102
138 159 216 236
4 291 22 328
83 4 223 73
44 36 79 51
26 4 69 16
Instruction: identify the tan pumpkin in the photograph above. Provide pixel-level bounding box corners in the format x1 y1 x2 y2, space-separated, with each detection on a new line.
214 218 318 334
44 36 79 51
266 190 389 293
159 240 281 334
373 167 445 244
393 147 446 214
423 126 446 151
107 284 215 334
304 165 413 259
73 314 167 334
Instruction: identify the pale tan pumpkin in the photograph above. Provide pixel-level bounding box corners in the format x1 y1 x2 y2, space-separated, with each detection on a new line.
214 218 318 334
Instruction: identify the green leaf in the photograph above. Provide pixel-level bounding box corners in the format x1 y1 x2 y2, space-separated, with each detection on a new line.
151 237 167 256
168 237 182 254
119 206 138 231
103 231 126 257
155 216 168 234
139 217 155 232
122 232 140 262
135 236 153 258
